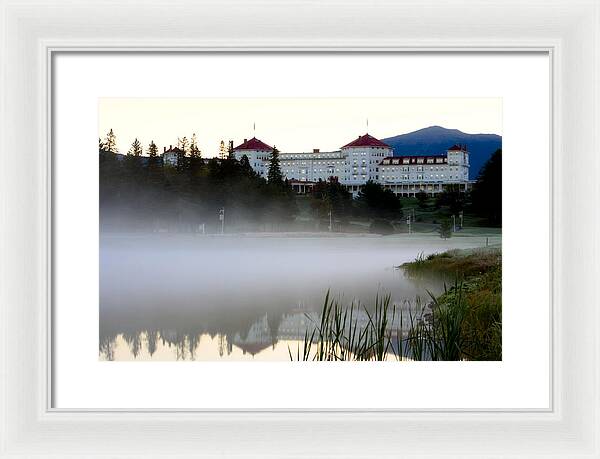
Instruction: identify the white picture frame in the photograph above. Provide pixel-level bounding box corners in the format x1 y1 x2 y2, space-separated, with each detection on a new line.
0 0 598 457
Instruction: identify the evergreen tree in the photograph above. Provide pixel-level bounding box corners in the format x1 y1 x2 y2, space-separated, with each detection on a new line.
103 128 117 153
189 133 201 158
147 140 158 157
218 140 227 160
357 180 402 219
227 140 235 159
311 177 353 224
99 137 105 152
178 137 189 155
128 138 143 157
435 184 465 215
267 147 284 185
471 149 502 226
239 154 254 176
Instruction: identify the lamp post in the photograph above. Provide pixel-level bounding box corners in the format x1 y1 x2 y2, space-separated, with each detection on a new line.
219 208 224 234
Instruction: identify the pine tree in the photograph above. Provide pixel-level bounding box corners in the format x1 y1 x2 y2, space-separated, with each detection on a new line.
239 154 254 176
147 140 158 157
218 140 227 160
177 136 189 155
267 147 284 185
147 140 162 185
99 137 105 152
128 138 143 156
103 129 117 153
227 140 235 159
189 133 201 158
471 149 502 226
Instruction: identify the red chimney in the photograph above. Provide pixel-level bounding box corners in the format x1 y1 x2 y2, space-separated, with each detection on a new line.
244 138 247 143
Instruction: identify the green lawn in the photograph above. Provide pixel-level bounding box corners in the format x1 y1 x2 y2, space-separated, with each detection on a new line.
292 194 501 236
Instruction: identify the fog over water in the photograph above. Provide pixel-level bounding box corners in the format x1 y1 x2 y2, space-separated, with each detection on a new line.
100 234 496 361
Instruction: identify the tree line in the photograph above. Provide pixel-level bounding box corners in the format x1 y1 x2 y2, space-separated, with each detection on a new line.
99 129 501 233
99 130 297 232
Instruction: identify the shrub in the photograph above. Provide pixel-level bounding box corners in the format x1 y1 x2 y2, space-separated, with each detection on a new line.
439 219 452 239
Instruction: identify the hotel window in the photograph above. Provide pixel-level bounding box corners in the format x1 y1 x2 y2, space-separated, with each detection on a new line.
417 174 423 180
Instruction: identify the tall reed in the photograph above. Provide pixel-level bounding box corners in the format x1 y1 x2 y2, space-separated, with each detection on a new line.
289 282 471 361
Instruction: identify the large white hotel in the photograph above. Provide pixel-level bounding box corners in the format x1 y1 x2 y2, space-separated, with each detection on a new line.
229 132 470 197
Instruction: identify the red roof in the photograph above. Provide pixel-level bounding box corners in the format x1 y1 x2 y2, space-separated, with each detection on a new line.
233 137 273 151
448 144 467 151
341 133 391 149
164 146 184 153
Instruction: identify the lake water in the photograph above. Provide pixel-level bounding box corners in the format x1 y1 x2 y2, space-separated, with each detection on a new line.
99 233 498 361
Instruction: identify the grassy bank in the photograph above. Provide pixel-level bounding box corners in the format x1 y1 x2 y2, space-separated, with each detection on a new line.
401 247 501 278
288 247 501 361
401 247 502 360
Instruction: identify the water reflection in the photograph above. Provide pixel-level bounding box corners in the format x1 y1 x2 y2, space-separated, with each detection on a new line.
100 309 417 361
100 234 488 361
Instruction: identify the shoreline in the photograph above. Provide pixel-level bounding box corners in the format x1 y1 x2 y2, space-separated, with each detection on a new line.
100 230 503 240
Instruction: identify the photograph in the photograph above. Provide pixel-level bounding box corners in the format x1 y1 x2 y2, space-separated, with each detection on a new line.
98 97 502 362
6 0 600 454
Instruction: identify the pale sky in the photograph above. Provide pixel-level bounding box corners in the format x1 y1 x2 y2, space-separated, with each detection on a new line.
99 98 502 157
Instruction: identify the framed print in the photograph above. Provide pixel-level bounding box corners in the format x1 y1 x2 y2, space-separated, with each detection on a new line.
1 0 599 457
53 53 548 411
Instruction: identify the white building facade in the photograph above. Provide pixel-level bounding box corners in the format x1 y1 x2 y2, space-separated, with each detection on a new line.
379 145 470 196
162 145 184 167
232 134 470 197
230 137 273 177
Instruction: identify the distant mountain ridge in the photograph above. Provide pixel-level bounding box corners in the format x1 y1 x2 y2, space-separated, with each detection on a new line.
382 126 502 180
